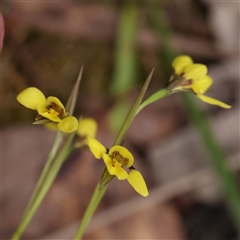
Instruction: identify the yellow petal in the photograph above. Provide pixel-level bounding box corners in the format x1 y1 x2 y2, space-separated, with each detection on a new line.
109 145 134 168
172 55 193 75
197 94 231 109
103 154 128 180
46 96 66 115
37 106 62 122
127 169 149 197
57 116 78 133
17 87 46 110
183 64 207 81
191 75 213 94
45 122 58 131
77 118 98 138
103 153 112 166
111 166 128 180
87 136 107 159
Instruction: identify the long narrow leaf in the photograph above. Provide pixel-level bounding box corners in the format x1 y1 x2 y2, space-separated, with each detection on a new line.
66 66 83 115
114 69 154 145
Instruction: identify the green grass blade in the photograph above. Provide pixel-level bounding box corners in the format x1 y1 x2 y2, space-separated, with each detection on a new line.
111 3 138 95
114 69 154 145
66 66 83 115
11 132 76 240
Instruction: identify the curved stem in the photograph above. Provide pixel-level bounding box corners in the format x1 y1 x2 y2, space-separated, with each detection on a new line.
73 173 108 240
11 132 74 240
137 88 171 114
26 131 63 210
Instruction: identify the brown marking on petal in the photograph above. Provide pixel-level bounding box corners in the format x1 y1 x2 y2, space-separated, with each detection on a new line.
112 151 119 158
123 158 129 165
52 102 64 115
46 102 64 117
112 151 129 166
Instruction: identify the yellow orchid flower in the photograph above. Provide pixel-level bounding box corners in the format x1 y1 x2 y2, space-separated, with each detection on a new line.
168 55 231 109
87 136 149 197
17 87 78 133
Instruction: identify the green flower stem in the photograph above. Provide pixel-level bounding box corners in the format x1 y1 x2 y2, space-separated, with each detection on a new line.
108 2 138 134
137 88 171 114
66 66 83 115
73 173 108 240
114 69 154 146
12 66 82 239
23 131 63 214
73 69 154 239
11 132 75 240
111 3 138 95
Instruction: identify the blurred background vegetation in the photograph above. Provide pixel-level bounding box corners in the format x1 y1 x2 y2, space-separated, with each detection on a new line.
2 1 239 239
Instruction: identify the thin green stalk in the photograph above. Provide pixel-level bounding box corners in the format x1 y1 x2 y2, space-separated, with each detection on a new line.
108 2 138 134
27 66 82 208
22 130 63 214
11 132 75 240
73 174 108 240
12 66 83 239
66 66 83 115
114 69 154 145
111 3 138 95
73 69 154 240
137 88 170 114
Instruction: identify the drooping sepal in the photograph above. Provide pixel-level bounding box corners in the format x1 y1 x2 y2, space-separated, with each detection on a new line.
127 168 149 197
